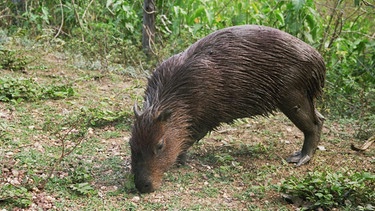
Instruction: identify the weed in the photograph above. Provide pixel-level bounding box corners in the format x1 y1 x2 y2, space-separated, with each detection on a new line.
0 184 32 208
196 186 220 198
0 77 74 102
102 130 122 139
279 169 375 210
0 121 11 141
0 49 29 71
69 182 97 196
79 106 132 128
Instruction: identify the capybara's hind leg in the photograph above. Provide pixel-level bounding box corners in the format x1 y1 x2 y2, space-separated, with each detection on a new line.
279 92 324 166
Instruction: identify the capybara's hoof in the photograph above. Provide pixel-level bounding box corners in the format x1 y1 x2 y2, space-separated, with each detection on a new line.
286 151 311 166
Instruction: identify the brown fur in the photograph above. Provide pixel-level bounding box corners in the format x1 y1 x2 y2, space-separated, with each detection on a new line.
130 25 326 193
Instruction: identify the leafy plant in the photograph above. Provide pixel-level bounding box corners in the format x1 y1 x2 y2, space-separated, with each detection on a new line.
280 169 375 210
69 182 97 196
0 77 74 102
79 105 133 127
0 49 28 71
67 166 97 196
0 184 33 208
0 121 11 141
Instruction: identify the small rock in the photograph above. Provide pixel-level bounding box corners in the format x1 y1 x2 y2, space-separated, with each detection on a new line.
9 178 21 185
317 145 326 151
45 196 55 202
88 127 94 135
281 140 291 144
131 196 140 203
11 169 19 177
6 151 14 156
0 112 7 118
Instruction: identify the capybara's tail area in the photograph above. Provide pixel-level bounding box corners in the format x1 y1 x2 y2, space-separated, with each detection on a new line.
307 57 326 101
309 58 326 124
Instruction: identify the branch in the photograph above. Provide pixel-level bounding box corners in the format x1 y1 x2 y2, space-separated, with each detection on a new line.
318 0 342 52
38 123 86 190
82 0 94 20
71 0 84 29
327 11 343 49
143 24 156 55
53 0 64 39
363 0 375 8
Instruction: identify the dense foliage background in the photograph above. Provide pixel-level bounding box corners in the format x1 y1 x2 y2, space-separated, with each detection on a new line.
1 0 374 135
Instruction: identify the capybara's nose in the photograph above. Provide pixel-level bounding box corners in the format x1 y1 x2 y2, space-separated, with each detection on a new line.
135 179 154 193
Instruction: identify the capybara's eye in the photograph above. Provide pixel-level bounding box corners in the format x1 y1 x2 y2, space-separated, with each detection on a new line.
155 139 164 154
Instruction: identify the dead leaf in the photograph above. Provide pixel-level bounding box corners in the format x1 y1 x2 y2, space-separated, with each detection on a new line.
351 135 375 151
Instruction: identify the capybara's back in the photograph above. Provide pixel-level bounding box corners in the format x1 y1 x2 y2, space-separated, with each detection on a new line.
130 25 326 193
167 25 326 137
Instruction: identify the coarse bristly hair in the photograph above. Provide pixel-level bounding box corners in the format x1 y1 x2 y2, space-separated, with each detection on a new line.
132 25 325 146
130 25 325 192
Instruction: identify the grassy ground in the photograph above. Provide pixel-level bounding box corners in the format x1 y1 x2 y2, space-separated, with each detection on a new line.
0 49 374 210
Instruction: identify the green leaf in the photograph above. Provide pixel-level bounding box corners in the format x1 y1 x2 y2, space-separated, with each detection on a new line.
189 6 205 25
292 0 306 10
204 8 214 25
275 11 285 25
106 0 113 8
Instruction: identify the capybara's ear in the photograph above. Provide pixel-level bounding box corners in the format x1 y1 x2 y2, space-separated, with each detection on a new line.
134 102 142 119
155 109 172 122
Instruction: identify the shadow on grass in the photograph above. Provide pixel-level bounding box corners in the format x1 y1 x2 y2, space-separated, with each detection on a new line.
189 141 280 169
91 155 136 194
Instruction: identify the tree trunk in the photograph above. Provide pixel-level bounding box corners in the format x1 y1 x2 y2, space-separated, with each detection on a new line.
142 0 156 57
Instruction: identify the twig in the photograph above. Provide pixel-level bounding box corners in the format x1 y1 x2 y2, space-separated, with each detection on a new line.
363 0 375 8
327 11 343 48
143 23 157 55
38 124 86 190
0 7 10 16
351 135 375 152
214 0 232 17
318 0 342 52
82 0 94 20
53 0 64 40
71 0 82 28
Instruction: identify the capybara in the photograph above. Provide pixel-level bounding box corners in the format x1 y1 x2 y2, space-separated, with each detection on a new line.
130 25 326 193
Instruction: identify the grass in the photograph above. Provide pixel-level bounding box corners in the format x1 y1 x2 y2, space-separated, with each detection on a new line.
0 46 374 210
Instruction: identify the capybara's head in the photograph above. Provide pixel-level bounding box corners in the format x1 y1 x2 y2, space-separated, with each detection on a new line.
130 104 189 193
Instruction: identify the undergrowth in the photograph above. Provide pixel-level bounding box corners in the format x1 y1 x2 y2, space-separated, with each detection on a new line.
0 77 74 103
280 169 375 210
0 49 29 71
